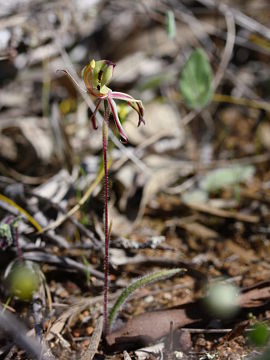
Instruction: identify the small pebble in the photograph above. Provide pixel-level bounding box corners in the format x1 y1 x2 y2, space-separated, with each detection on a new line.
144 295 154 303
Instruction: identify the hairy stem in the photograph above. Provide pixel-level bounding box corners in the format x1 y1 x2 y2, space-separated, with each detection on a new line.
103 101 110 334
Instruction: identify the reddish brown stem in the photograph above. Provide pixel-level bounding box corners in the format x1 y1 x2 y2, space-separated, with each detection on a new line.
103 101 110 334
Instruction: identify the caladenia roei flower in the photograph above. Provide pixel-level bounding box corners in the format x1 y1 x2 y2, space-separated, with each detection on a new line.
60 59 145 335
82 59 145 143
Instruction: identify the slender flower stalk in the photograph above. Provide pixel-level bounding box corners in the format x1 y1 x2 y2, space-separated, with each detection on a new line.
102 101 110 334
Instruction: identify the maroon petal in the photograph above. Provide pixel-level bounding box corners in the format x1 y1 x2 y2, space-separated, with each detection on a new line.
111 91 145 127
127 102 145 127
90 98 102 130
107 96 128 144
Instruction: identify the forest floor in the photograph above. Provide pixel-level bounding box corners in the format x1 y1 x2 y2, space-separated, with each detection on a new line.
1 0 270 359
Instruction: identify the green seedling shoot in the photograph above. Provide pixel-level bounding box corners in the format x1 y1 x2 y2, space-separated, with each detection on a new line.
82 255 91 286
166 10 176 39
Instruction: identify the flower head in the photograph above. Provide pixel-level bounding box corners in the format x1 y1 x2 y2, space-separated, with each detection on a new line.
82 59 115 97
82 59 145 143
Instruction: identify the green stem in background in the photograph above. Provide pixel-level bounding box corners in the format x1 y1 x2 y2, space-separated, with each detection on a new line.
108 268 185 330
103 101 110 335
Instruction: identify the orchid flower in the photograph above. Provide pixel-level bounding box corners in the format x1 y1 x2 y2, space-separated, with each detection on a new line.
64 59 145 143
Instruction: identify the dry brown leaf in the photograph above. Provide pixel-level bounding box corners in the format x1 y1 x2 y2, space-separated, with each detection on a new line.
106 304 202 349
239 282 270 307
124 102 185 148
178 221 219 239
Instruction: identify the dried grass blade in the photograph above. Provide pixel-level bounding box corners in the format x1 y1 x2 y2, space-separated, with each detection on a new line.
80 315 103 360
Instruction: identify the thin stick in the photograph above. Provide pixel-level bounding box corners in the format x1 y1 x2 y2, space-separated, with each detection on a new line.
197 0 270 41
103 101 110 334
0 304 51 360
213 6 235 91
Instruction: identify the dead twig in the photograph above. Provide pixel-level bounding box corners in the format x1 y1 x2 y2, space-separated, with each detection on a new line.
197 0 270 41
0 304 55 360
22 251 104 280
184 201 259 223
80 315 103 360
213 5 235 91
26 190 101 249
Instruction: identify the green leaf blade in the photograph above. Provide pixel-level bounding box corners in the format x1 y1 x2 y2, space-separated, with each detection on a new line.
109 268 185 329
180 48 213 109
200 165 255 193
166 10 176 39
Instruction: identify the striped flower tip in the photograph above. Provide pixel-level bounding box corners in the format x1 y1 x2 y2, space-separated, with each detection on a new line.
82 59 145 143
106 91 145 143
